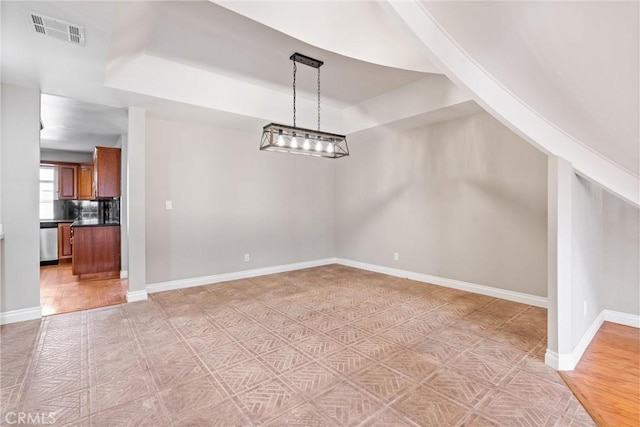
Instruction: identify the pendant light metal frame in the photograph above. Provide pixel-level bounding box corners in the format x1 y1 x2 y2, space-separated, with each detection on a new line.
260 52 349 159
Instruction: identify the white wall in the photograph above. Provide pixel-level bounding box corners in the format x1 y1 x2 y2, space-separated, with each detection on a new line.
144 116 335 284
335 112 548 296
1 83 41 314
602 191 640 316
570 174 603 348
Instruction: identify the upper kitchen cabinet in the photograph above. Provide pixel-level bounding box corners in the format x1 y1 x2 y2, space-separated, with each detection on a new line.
77 163 94 200
93 147 121 198
58 164 78 199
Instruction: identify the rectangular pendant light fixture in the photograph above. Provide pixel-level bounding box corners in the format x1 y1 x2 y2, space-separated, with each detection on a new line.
260 53 349 159
260 123 349 158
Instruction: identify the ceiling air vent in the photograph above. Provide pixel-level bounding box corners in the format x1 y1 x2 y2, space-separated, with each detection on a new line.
24 11 85 46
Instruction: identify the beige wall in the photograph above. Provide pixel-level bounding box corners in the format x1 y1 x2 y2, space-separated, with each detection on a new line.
118 134 129 274
144 116 335 284
127 108 146 294
335 112 548 296
571 174 603 348
1 84 41 313
602 191 640 316
567 175 639 349
144 112 551 298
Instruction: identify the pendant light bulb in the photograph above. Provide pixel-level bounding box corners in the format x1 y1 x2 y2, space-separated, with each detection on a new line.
277 130 285 147
291 135 298 148
303 134 310 150
315 139 323 152
327 142 334 154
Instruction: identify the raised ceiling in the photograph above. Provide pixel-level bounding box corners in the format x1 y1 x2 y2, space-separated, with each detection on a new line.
145 1 432 108
212 0 640 205
421 1 639 176
213 0 441 74
1 0 637 204
2 1 468 135
101 1 470 134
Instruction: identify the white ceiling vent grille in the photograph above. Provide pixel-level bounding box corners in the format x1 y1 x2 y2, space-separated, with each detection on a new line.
24 11 85 46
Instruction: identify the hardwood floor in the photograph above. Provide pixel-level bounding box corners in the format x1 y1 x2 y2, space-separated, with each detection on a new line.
560 321 640 427
40 262 128 316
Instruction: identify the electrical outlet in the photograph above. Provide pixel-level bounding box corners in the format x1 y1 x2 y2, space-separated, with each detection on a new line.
165 200 172 210
394 252 399 261
244 253 250 262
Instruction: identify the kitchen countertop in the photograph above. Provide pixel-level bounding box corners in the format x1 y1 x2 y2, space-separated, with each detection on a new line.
71 219 120 228
40 219 75 223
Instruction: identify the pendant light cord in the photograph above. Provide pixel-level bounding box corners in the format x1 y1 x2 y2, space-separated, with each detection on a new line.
292 55 321 131
292 61 297 128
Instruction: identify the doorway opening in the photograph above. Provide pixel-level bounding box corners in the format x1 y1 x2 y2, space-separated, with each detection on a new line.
39 94 129 315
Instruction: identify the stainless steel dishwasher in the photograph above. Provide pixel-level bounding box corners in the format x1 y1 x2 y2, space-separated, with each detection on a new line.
40 221 58 265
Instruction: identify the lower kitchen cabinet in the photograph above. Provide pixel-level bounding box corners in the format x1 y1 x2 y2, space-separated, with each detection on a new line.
58 223 73 260
72 226 120 276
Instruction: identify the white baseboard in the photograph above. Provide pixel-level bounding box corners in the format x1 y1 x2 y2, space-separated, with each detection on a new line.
146 258 337 294
126 290 148 302
0 306 42 325
145 257 547 307
564 309 639 371
603 309 640 328
544 349 575 371
544 350 559 370
564 311 606 371
547 308 639 371
335 258 548 308
120 270 128 279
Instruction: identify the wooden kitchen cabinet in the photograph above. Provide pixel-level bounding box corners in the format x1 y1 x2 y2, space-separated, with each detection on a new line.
93 147 121 198
77 163 94 200
72 225 120 276
58 164 78 199
58 223 73 260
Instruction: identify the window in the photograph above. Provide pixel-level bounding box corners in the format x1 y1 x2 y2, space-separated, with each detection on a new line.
39 165 55 219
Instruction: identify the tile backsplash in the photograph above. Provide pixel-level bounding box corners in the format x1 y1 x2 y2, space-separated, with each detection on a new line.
52 199 120 223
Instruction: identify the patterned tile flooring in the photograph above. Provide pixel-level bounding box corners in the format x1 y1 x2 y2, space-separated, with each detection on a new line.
0 265 594 426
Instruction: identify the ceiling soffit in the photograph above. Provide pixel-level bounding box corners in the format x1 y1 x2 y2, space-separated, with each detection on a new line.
105 2 470 135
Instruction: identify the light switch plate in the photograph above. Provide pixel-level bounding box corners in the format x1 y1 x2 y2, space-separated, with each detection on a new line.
165 200 172 210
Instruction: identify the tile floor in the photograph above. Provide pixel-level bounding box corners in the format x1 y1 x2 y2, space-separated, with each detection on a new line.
40 263 128 316
1 265 593 426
